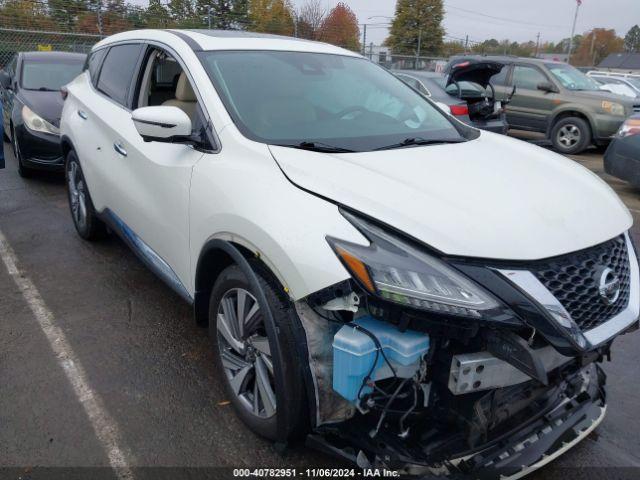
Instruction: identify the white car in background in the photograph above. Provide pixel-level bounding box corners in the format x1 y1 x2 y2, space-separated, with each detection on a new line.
588 71 640 98
60 29 639 478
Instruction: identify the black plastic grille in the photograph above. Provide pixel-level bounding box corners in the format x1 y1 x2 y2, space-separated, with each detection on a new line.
525 235 631 331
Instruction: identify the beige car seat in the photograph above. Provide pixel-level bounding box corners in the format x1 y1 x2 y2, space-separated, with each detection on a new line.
162 72 197 119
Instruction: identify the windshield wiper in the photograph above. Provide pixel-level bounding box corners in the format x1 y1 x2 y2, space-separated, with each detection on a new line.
24 87 58 92
275 141 355 153
374 137 466 151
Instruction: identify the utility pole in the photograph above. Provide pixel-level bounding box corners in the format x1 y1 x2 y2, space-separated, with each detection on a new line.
416 29 422 70
97 0 103 36
362 24 367 56
207 5 212 29
535 32 540 57
567 0 581 64
464 35 469 54
590 30 597 65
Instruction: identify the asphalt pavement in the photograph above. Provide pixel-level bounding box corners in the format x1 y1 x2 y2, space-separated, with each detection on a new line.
1 138 639 479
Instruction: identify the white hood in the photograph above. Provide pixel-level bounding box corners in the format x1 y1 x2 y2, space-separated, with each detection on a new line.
270 132 632 261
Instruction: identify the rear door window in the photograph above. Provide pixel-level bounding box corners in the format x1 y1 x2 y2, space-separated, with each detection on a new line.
512 65 548 90
97 44 143 107
86 48 107 87
490 66 509 86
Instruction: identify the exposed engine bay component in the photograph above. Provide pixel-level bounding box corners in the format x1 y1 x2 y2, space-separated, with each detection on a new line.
485 329 549 384
322 292 360 313
332 316 430 402
295 301 356 425
448 346 571 395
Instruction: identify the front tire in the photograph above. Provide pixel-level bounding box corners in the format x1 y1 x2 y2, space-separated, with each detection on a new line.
551 117 591 155
208 262 308 441
65 150 106 240
12 126 34 178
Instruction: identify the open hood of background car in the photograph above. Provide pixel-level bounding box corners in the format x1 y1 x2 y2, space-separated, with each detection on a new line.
269 133 632 261
446 59 505 89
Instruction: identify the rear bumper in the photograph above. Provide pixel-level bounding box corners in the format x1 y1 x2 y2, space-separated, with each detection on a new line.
472 118 509 135
604 140 640 187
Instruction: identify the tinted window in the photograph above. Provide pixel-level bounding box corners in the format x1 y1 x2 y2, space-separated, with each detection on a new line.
21 58 85 91
200 51 465 152
490 66 508 86
97 44 143 107
87 48 107 86
512 65 548 89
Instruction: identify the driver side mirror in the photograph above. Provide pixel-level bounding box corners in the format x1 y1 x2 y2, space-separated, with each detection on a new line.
0 70 11 90
132 106 192 143
537 82 558 93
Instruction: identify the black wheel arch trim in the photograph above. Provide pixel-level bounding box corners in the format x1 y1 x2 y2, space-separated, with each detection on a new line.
60 134 76 158
546 109 594 139
195 239 312 443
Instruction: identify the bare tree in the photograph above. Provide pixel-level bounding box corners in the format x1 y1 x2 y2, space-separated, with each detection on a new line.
297 0 325 40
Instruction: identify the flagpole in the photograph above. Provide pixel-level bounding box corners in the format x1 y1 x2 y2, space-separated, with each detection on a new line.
567 0 581 64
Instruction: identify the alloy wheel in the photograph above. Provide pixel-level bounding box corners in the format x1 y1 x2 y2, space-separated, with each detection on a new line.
216 288 276 419
557 124 581 148
67 160 88 231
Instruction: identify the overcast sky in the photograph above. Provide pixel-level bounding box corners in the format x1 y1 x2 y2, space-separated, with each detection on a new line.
289 0 639 47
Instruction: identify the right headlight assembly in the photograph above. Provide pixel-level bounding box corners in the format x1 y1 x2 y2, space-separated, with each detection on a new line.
327 210 500 318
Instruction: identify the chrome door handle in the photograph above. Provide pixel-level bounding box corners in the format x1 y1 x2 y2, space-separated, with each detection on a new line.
77 110 88 120
113 142 127 157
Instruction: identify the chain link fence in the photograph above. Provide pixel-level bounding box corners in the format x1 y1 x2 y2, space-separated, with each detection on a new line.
0 27 102 66
0 1 449 72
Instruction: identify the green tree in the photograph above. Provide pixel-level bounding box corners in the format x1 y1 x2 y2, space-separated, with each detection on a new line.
624 25 640 52
0 0 56 30
196 0 229 28
386 0 444 56
248 0 294 36
168 0 199 27
145 0 173 28
47 0 89 31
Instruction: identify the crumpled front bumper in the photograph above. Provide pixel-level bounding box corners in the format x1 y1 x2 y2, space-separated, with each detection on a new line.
445 363 606 480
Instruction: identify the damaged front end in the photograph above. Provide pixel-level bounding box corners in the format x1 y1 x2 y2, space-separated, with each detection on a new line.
294 209 639 479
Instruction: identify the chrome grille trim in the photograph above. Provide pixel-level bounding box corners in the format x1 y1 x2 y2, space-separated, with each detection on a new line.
496 233 639 348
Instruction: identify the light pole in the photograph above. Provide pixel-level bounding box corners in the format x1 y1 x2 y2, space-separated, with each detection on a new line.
567 0 582 64
364 16 393 58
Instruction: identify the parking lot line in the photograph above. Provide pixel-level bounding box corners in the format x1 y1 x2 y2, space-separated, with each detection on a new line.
0 228 135 479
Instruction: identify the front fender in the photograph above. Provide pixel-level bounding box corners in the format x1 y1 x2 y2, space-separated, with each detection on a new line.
546 105 596 137
189 135 367 300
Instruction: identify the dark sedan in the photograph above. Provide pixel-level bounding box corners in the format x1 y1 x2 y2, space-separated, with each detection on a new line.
395 65 509 134
0 51 85 177
604 115 640 187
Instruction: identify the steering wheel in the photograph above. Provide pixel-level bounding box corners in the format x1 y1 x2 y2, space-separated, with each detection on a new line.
334 106 368 120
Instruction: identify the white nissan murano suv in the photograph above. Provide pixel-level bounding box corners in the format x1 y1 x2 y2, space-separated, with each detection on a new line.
60 29 639 478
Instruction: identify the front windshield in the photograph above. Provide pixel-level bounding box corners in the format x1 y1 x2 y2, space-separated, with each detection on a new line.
545 63 601 91
199 51 468 152
21 59 85 91
625 77 640 89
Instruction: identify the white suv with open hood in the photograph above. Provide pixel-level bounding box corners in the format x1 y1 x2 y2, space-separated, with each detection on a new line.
60 29 639 478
